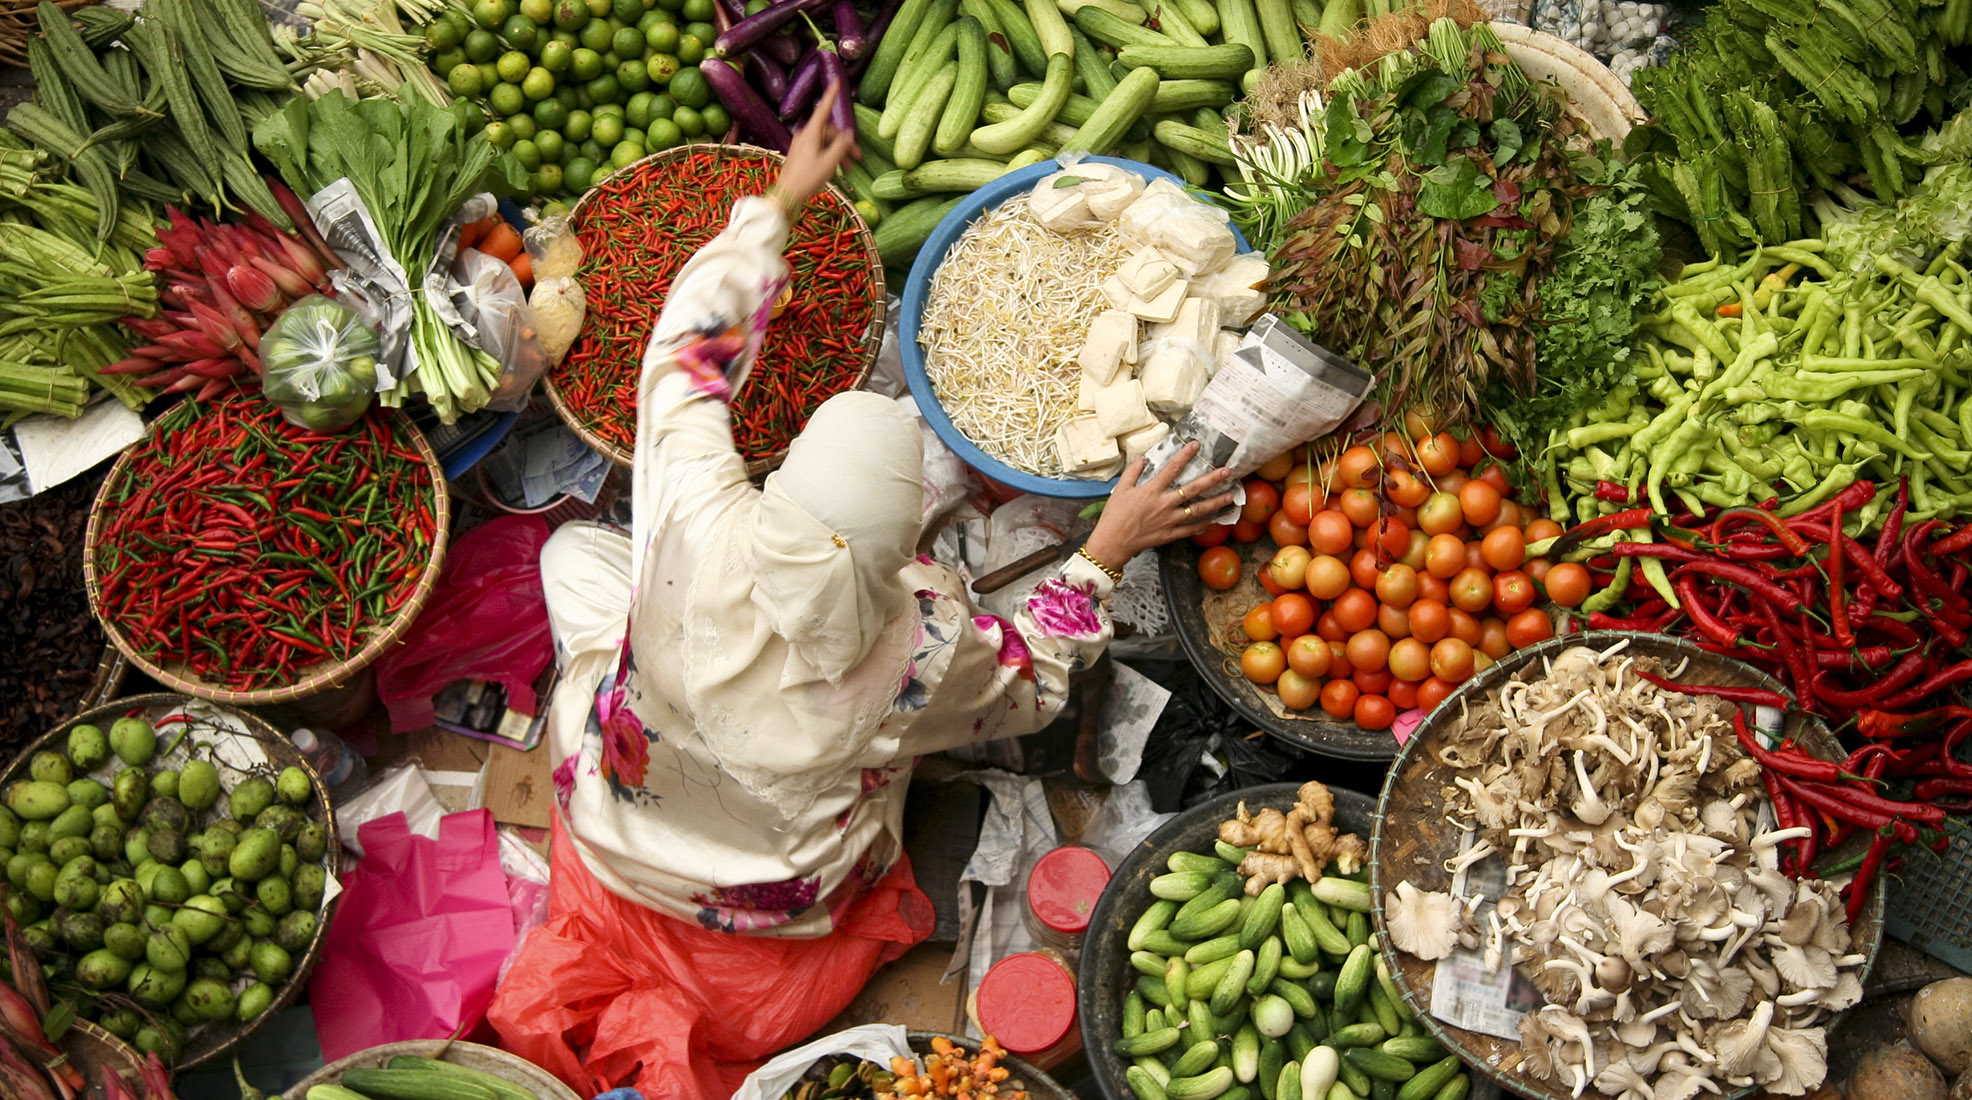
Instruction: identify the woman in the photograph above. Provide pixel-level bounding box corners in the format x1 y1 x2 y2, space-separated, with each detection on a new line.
490 87 1236 1100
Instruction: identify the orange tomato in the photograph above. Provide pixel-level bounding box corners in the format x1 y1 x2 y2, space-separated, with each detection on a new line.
1417 432 1459 477
1319 678 1360 719
1335 445 1380 490
1287 635 1333 679
1338 488 1380 527
1258 565 1287 597
1325 640 1354 681
1417 573 1451 606
1480 526 1526 571
1544 562 1592 607
1417 676 1456 712
1308 511 1354 556
1191 523 1230 548
1233 519 1267 543
1270 546 1312 589
1424 534 1467 579
1387 636 1432 682
1525 556 1552 583
1377 602 1410 639
1402 407 1441 439
1332 588 1378 632
1449 568 1494 613
1353 667 1393 695
1483 500 1524 535
1378 431 1410 463
1198 546 1241 590
1277 668 1320 711
1256 451 1295 481
1465 541 1489 571
1407 599 1451 644
1306 555 1352 600
1366 516 1409 557
1480 424 1517 459
1241 641 1286 684
1345 628 1390 672
1417 492 1463 536
1375 563 1420 609
1282 481 1322 527
1387 678 1420 709
1272 593 1316 638
1524 518 1563 544
1399 530 1430 573
1448 608 1482 646
1242 479 1281 524
1507 607 1556 648
1475 461 1513 497
1458 480 1503 527
1438 470 1470 497
1349 547 1381 591
1492 570 1536 615
1316 610 1349 642
1269 510 1310 548
1457 432 1485 468
1430 638 1476 683
1477 617 1511 659
1243 604 1279 642
1386 469 1430 508
1353 693 1396 731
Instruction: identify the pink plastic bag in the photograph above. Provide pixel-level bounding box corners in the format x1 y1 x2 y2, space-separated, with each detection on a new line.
375 515 554 733
310 811 519 1060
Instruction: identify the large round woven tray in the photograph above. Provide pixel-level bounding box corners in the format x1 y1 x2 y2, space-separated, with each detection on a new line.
544 141 885 477
286 1039 581 1099
80 408 450 708
0 694 343 1072
1369 631 1887 1100
1490 23 1646 144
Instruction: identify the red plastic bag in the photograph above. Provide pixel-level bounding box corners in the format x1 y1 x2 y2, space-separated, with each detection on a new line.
488 816 934 1100
310 811 519 1060
376 514 554 732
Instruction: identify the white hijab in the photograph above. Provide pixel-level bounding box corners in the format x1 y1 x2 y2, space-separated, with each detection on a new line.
677 392 926 820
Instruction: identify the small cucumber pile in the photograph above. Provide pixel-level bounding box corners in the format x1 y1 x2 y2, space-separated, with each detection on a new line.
857 0 1279 267
308 1054 544 1100
1115 843 1471 1100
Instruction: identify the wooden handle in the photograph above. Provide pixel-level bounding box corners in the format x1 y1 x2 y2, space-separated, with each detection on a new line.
971 545 1066 594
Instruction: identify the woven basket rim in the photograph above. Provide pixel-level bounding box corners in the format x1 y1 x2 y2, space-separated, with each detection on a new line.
0 693 344 1071
1366 630 1887 1100
543 141 887 473
80 406 452 707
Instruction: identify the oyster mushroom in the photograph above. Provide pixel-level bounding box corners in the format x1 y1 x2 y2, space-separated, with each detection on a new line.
1385 881 1461 961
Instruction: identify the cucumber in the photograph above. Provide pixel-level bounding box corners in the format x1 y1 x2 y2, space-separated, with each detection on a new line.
380 1059 535 1100
1117 1026 1184 1057
1298 900 1353 957
1170 0 1222 35
1169 850 1228 875
1285 1022 1318 1061
1186 934 1246 966
340 1069 499 1100
1396 1057 1462 1100
1327 1022 1388 1049
1186 954 1234 1000
872 169 925 201
881 24 961 140
862 0 939 101
1139 1058 1174 1086
1188 997 1217 1041
1257 1038 1286 1100
1153 119 1235 165
1158 135 1212 186
1374 958 1412 1025
1382 1040 1445 1070
1170 1068 1237 1100
1131 899 1181 949
1216 0 1268 68
854 103 900 163
1276 1062 1302 1100
1142 930 1191 957
1334 944 1374 1018
1064 65 1159 155
1174 872 1243 925
1301 1003 1329 1043
1168 955 1194 1009
986 0 1050 76
1124 991 1148 1038
1212 951 1256 1015
1147 0 1209 44
1150 871 1215 902
1375 1079 1396 1100
1171 897 1243 941
1192 107 1229 137
308 1090 375 1100
1307 971 1338 1000
1300 1047 1341 1100
1216 841 1250 865
1232 1025 1262 1084
1290 0 1322 30
1058 0 1149 19
1314 877 1373 913
1368 983 1403 1039
1247 935 1283 996
1146 1006 1169 1030
1277 953 1321 981
1173 1040 1223 1079
1315 0 1360 38
1279 904 1319 964
1134 949 1174 977
873 194 965 265
960 0 1023 90
1343 1049 1416 1083
1131 1066 1172 1100
1270 977 1317 1019
1433 1074 1470 1100
1346 911 1370 949
1070 27 1118 99
1024 0 1075 57
1156 78 1238 111
981 100 1079 144
837 161 889 214
1254 0 1303 63
1240 883 1287 949
1074 5 1175 47
936 18 992 156
1252 994 1294 1038
1326 1084 1355 1100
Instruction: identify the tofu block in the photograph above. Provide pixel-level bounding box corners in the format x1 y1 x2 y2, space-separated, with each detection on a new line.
1194 255 1271 325
1082 457 1126 480
1126 280 1187 324
1150 297 1223 350
1028 179 1099 231
1078 311 1139 384
1120 421 1170 465
1102 275 1134 311
1119 247 1182 300
1091 377 1157 437
1055 413 1121 473
1213 329 1241 371
1141 345 1209 415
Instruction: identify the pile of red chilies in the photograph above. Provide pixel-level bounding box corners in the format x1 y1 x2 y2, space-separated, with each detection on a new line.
106 179 344 401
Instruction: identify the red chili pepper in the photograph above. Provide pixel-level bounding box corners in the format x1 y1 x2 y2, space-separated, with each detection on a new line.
1880 660 1972 709
1847 829 1895 924
1711 506 1813 556
1593 481 1632 503
1812 654 1927 710
1928 520 1972 558
1639 670 1791 710
1677 577 1744 647
1828 499 1853 646
1670 561 1808 613
1790 479 1879 528
1731 712 1870 783
1876 477 1911 565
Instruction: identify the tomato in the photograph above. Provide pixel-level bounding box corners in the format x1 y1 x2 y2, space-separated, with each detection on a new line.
1407 598 1450 644
1191 523 1230 548
1458 480 1503 527
1417 676 1456 713
1241 479 1281 524
1393 503 1419 528
1449 567 1494 613
1232 519 1267 543
1374 562 1420 609
1417 573 1451 605
1416 432 1459 477
1475 462 1513 498
1524 518 1563 544
1473 651 1495 675
1335 445 1380 490
1287 635 1332 678
1465 541 1489 571
1482 500 1524 536
1338 487 1380 527
1319 678 1360 720
1366 516 1409 557
1353 667 1393 695
1386 468 1430 508
1272 593 1316 638
1377 602 1410 639
1399 530 1430 573
1241 641 1286 684
1477 617 1511 659
1353 693 1396 731
1269 510 1310 548
1402 407 1441 439
1269 546 1312 590
1198 546 1241 590
1332 588 1378 633
1387 678 1420 709
1325 640 1353 680
1507 607 1556 648
1430 638 1476 683
1424 534 1466 579
1448 608 1482 646
1256 451 1295 482
1457 432 1485 468
1544 562 1592 608
1492 570 1535 615
1525 556 1552 583
1479 424 1517 460
1438 470 1470 497
1282 481 1321 526
1258 565 1287 597
1349 547 1381 591
1243 604 1279 642
1480 526 1526 571
1378 431 1410 464
1308 511 1354 556
1387 636 1432 682
1344 628 1390 672
1417 492 1463 537
1306 554 1351 600
1276 668 1321 711
1316 610 1349 642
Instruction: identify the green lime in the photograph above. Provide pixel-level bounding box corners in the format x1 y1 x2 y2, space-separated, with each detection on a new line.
585 0 613 14
668 65 709 108
426 18 464 49
477 60 501 88
579 137 606 162
612 0 645 21
474 0 514 29
637 9 664 32
574 86 595 109
586 73 620 101
672 103 704 137
559 138 578 163
521 0 555 22
522 66 557 99
593 99 626 117
464 27 500 61
432 47 467 75
550 27 580 46
497 49 532 82
611 25 645 57
654 0 684 13
619 125 645 147
579 17 615 51
644 117 683 149
855 199 882 224
643 20 679 52
674 33 704 65
502 12 541 49
483 119 516 148
680 0 713 22
571 46 604 80
744 0 769 13
645 52 678 83
616 59 651 93
564 107 595 140
489 80 527 115
624 91 654 127
553 0 591 29
533 95 570 129
542 200 573 217
512 138 544 171
560 84 584 109
448 63 486 97
610 139 646 168
699 102 729 135
600 50 622 70
683 21 716 44
540 38 574 70
565 157 600 192
591 112 625 145
536 128 567 161
506 112 538 139
535 163 565 194
646 92 677 119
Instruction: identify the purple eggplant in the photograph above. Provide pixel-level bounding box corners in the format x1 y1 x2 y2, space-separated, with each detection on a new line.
819 51 854 133
753 51 792 103
780 48 827 117
699 59 793 150
715 0 747 27
848 0 904 76
834 0 867 59
715 0 832 56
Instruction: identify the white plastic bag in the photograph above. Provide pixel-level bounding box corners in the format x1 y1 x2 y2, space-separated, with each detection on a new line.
450 249 551 414
732 1026 917 1100
530 276 587 368
523 214 584 281
260 295 381 433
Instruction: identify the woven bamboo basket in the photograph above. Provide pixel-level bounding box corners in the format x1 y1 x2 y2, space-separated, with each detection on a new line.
1491 23 1647 143
62 1018 146 1099
1369 631 1887 1100
83 644 130 709
905 1033 1075 1100
80 410 451 708
543 141 886 477
286 1039 581 1100
0 694 343 1072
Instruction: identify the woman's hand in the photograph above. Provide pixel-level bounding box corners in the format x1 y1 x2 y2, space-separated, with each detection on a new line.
775 83 858 210
1081 441 1237 572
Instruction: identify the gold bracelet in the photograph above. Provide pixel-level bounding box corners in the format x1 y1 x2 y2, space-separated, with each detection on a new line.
763 184 802 220
1076 545 1125 583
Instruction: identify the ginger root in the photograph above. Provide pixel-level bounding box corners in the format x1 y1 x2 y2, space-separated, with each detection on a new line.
1219 807 1290 851
1283 808 1322 882
1294 781 1334 827
1238 851 1300 894
1220 781 1367 893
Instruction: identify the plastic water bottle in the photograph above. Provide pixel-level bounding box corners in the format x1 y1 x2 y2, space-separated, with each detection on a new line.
291 727 369 802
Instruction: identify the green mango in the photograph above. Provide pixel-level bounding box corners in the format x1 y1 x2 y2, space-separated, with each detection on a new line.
229 778 275 822
77 947 133 989
6 780 70 821
276 766 312 806
111 770 148 822
178 760 220 811
185 977 236 1021
103 921 146 961
65 779 107 811
67 724 109 771
228 829 280 882
145 925 192 972
29 751 71 786
109 718 156 766
250 939 293 984
236 981 275 1022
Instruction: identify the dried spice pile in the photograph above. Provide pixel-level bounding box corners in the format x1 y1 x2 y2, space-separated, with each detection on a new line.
551 149 880 464
0 471 107 754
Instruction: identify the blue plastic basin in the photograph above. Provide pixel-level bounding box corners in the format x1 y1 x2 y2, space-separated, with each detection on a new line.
898 157 1253 499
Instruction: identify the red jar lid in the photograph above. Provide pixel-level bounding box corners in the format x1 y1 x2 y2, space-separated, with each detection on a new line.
1026 846 1110 934
976 953 1076 1054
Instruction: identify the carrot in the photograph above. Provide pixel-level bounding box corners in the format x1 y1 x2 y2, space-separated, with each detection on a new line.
460 218 492 249
481 221 525 262
510 251 533 288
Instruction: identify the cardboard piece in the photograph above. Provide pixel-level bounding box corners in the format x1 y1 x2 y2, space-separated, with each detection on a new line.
825 943 967 1035
479 742 554 829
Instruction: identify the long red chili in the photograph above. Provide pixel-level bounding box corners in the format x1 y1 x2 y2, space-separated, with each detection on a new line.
1875 477 1910 565
1677 577 1743 647
1639 670 1791 710
1829 499 1852 646
1880 659 1972 709
1670 561 1807 613
1811 654 1926 709
1712 506 1813 556
1731 712 1867 783
1847 830 1894 924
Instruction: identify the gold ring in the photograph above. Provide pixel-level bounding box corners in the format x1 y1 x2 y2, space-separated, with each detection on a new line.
1183 503 1193 518
1175 485 1189 503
